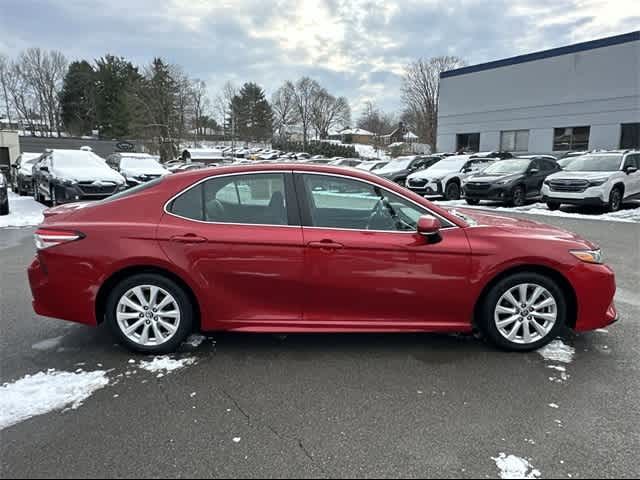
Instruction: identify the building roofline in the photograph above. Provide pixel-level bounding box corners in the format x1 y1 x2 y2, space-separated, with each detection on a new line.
441 30 639 79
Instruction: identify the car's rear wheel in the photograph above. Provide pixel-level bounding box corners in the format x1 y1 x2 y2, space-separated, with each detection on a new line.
106 274 193 354
608 187 622 212
546 202 560 211
444 181 461 200
465 198 480 205
480 273 566 351
0 198 8 215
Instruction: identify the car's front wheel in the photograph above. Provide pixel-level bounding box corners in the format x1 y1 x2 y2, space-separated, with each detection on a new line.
546 202 560 211
0 198 8 215
480 273 566 351
106 273 194 354
465 198 480 205
608 187 622 212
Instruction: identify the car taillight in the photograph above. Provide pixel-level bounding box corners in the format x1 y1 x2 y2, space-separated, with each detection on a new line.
34 228 84 250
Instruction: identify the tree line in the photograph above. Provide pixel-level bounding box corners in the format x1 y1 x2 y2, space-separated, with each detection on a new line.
0 47 464 156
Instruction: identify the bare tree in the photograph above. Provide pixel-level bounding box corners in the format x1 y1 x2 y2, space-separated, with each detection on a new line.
271 84 298 141
215 81 236 136
4 61 37 133
290 77 321 149
171 66 194 143
0 54 11 123
357 101 395 135
191 79 210 139
401 56 465 148
310 88 350 139
18 48 68 136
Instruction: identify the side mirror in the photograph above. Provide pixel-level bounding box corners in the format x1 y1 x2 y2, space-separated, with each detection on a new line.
528 168 540 175
40 166 49 173
417 216 442 242
625 166 638 174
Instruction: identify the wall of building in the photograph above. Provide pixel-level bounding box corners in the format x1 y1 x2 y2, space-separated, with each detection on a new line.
0 130 21 166
437 34 640 153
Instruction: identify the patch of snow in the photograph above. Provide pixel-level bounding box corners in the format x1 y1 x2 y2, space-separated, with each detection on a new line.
548 403 559 409
493 453 541 479
538 340 575 364
0 191 45 228
138 356 197 373
0 369 109 430
547 365 566 372
184 334 206 348
352 143 390 160
433 199 640 223
31 336 65 351
232 437 241 443
595 329 609 334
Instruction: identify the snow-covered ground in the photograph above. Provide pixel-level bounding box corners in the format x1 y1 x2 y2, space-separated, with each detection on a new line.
433 199 640 223
493 453 541 479
0 369 109 431
0 191 45 228
352 143 391 161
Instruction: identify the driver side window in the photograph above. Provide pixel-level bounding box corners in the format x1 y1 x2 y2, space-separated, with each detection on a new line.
301 174 430 231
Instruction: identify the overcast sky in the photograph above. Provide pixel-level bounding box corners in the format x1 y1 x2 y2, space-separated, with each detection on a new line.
1 0 638 118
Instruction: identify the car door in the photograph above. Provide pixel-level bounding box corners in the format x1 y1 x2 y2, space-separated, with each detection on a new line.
295 172 473 331
623 154 640 198
524 159 546 198
158 171 306 329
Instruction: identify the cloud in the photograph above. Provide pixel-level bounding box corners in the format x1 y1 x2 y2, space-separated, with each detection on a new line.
0 0 637 118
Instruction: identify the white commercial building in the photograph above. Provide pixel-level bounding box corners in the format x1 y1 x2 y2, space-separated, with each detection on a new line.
437 31 639 154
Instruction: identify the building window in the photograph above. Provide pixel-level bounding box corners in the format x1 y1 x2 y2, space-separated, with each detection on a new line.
553 126 590 151
456 133 480 152
620 123 640 149
500 130 529 152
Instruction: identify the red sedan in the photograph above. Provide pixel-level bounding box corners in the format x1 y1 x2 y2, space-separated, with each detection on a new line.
28 164 618 354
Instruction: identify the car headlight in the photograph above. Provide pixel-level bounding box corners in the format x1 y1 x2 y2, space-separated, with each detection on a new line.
494 179 510 185
588 179 608 187
62 179 77 186
570 249 603 264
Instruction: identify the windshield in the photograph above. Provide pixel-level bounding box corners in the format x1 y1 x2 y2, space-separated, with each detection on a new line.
483 159 530 175
121 157 162 169
52 151 106 168
564 154 622 172
377 157 414 172
426 156 467 172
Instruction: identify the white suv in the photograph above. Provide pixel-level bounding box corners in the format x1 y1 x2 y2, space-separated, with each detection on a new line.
406 154 495 200
542 150 640 212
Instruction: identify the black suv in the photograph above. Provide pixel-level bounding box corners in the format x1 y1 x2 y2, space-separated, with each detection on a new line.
463 156 560 206
375 155 442 185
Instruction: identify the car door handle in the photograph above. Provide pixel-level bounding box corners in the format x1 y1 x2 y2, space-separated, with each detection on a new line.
170 234 207 244
308 240 344 250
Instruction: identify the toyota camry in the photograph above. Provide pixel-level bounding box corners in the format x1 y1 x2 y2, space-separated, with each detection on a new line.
28 164 618 354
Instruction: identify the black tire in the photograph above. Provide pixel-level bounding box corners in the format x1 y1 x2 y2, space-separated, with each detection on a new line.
608 187 622 212
444 181 461 200
510 185 525 207
105 273 194 354
465 198 480 205
479 272 567 352
0 199 8 216
546 202 560 211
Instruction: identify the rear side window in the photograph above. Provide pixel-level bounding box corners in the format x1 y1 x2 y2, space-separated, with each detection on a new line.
168 173 289 225
100 177 164 204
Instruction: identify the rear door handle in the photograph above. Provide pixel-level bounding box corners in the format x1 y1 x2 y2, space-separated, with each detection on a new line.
170 234 207 244
307 240 344 250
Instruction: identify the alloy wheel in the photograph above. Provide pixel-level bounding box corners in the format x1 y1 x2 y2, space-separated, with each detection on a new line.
116 285 181 347
494 283 557 345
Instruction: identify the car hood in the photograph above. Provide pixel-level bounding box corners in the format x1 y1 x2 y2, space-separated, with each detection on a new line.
20 165 35 175
52 166 125 183
467 173 521 183
121 166 169 177
409 168 455 180
546 170 614 181
377 168 407 177
453 208 597 248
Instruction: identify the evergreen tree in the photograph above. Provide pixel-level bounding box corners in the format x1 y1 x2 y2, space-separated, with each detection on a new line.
94 55 141 138
60 60 96 136
230 82 273 142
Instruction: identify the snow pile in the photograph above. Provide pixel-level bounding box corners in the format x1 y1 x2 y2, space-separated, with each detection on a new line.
184 334 206 348
538 340 575 364
433 199 640 223
0 369 109 430
352 143 390 161
0 191 45 228
493 453 541 479
138 356 197 373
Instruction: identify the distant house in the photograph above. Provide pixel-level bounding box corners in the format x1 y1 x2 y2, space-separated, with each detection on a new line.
338 127 375 145
381 122 419 145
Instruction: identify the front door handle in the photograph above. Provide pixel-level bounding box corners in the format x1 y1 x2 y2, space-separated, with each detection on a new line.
170 234 207 244
307 240 344 250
